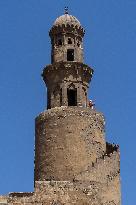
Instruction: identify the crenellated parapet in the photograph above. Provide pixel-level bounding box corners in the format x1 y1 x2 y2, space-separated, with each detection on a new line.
49 24 85 39
75 145 120 183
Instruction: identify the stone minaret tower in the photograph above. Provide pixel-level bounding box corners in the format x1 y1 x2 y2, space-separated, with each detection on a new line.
34 9 121 205
42 9 92 110
0 9 121 205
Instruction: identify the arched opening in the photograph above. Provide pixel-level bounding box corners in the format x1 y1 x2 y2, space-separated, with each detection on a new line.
58 39 62 46
67 89 77 106
68 38 72 44
67 49 74 61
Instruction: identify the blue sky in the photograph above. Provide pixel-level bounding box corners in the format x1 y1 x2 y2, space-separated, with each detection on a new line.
0 0 136 204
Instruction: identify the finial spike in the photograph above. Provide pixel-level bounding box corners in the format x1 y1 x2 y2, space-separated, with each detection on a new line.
64 6 68 14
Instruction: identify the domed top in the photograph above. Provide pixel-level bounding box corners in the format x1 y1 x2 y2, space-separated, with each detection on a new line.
53 13 81 27
50 8 85 37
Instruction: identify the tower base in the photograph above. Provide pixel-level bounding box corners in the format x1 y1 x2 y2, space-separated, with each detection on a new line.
1 174 120 205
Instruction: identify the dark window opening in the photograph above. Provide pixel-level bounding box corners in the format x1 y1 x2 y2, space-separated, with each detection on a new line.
67 89 77 106
58 39 62 46
68 38 72 44
67 49 74 61
77 42 80 47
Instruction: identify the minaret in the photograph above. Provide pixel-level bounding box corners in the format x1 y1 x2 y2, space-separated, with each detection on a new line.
42 8 93 109
34 10 121 205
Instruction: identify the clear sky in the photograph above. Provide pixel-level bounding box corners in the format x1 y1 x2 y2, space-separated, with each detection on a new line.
0 0 136 204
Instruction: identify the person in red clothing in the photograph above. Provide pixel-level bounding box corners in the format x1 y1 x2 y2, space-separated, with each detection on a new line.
89 100 95 109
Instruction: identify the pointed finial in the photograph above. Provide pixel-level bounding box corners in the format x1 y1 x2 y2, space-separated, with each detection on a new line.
64 6 68 14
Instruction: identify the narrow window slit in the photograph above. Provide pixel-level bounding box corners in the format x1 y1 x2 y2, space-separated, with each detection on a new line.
67 49 74 61
67 89 77 106
68 38 72 44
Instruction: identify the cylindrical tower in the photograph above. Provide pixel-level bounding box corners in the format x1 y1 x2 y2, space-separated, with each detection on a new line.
34 9 106 182
50 9 85 63
42 9 94 109
35 107 106 181
34 10 121 205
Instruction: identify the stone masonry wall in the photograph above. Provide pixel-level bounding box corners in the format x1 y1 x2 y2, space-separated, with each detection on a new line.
75 147 120 183
1 174 120 205
3 144 120 205
34 107 106 182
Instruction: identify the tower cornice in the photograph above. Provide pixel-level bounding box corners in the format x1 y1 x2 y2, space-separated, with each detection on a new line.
49 24 85 38
42 62 94 87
